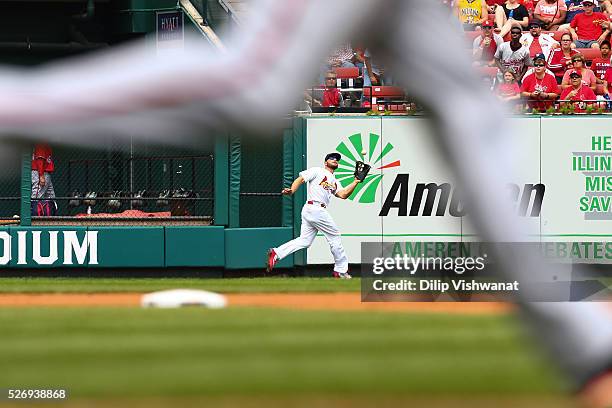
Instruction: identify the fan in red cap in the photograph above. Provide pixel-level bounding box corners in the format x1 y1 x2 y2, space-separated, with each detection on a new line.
472 20 503 66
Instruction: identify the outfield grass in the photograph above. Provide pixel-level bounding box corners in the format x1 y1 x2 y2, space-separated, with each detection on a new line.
0 277 360 293
0 307 564 403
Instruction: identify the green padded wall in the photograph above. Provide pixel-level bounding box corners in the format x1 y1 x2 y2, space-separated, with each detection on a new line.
225 227 293 269
165 226 224 267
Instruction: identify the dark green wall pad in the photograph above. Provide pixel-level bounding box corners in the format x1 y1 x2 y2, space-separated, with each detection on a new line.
0 227 11 268
8 227 89 268
165 226 224 267
89 227 164 268
225 227 293 269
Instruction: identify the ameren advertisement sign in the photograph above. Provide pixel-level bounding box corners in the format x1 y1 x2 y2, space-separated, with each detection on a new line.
305 117 612 264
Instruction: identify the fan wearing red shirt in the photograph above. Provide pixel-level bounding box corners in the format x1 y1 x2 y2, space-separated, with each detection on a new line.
521 53 560 109
308 72 345 108
548 32 580 82
569 0 610 48
473 20 504 64
31 143 55 199
497 69 522 101
603 65 612 94
591 40 612 83
560 69 598 111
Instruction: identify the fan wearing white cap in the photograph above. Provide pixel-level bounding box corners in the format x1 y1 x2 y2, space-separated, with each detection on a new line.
266 152 361 279
569 0 611 49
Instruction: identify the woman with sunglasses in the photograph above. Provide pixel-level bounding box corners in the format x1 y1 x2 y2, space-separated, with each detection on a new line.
547 32 580 83
560 53 597 89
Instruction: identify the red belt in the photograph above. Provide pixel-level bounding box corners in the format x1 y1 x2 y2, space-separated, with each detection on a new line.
307 200 326 208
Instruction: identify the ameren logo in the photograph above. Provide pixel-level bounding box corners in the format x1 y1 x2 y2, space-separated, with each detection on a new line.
0 231 98 265
380 174 545 217
335 133 401 203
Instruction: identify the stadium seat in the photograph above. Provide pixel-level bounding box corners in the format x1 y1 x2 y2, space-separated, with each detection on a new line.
575 48 601 64
371 86 405 98
333 66 360 88
333 66 359 79
550 30 568 42
367 86 407 111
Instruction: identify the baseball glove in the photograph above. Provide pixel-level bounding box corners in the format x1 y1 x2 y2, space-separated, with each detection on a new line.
354 161 371 181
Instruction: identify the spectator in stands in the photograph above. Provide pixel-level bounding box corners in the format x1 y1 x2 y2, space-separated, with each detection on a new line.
497 68 523 101
487 0 504 12
533 0 568 29
560 0 612 29
361 49 387 86
597 0 612 14
352 46 387 87
488 0 534 13
561 53 598 88
31 143 55 201
560 69 598 109
495 26 533 81
591 40 612 84
548 32 580 82
521 20 560 59
495 0 531 37
564 0 596 24
521 53 561 108
327 44 356 69
306 71 345 108
603 61 612 94
569 0 610 49
473 20 505 65
321 44 357 84
455 0 490 30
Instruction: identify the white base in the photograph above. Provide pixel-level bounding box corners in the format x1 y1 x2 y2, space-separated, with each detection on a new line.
141 289 227 309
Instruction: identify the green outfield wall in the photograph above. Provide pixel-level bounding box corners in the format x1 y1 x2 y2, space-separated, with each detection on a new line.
4 115 612 271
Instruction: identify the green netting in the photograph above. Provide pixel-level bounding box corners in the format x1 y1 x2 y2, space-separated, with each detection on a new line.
239 137 284 228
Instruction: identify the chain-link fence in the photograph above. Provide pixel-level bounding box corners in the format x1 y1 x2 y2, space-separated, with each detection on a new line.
31 140 215 226
0 159 21 224
239 137 283 228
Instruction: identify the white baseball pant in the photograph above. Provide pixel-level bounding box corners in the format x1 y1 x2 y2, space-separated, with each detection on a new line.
273 204 348 273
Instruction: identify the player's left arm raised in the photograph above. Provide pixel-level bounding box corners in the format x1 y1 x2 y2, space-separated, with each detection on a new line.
335 178 361 199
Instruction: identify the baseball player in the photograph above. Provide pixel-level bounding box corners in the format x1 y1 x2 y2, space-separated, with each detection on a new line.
266 152 364 279
0 1 609 405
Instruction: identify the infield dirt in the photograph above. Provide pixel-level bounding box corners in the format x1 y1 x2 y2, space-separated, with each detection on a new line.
0 292 514 314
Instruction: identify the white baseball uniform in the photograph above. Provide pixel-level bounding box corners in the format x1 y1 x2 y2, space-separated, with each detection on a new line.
273 167 348 273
